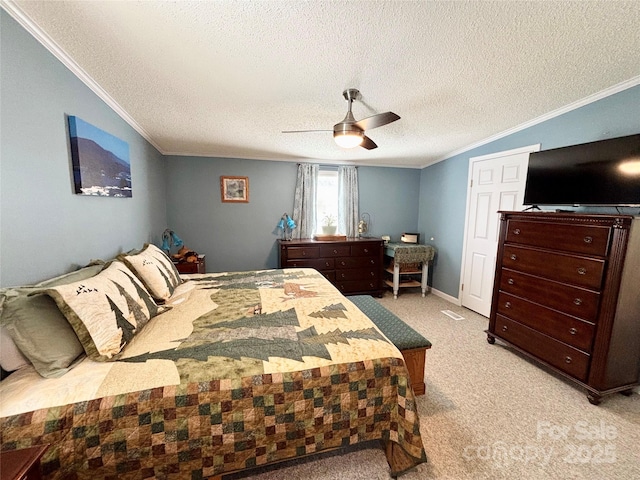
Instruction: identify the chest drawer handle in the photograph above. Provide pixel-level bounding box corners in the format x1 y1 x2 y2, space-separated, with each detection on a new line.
364 248 369 253
504 301 512 309
302 251 307 256
565 356 572 364
501 325 508 332
573 298 583 306
513 228 521 235
340 261 346 266
510 254 517 261
583 236 593 244
325 262 330 267
333 249 338 254
577 267 587 275
370 271 375 277
507 278 515 285
569 328 577 335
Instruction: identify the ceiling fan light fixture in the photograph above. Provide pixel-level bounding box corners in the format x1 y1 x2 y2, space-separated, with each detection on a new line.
334 130 364 148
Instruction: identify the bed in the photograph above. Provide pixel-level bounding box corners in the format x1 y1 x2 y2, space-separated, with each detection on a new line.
0 247 426 479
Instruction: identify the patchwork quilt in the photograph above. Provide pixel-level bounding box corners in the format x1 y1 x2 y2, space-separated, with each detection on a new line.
0 268 426 479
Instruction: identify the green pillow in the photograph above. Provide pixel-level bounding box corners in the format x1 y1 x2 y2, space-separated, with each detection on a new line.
40 261 163 361
0 262 104 378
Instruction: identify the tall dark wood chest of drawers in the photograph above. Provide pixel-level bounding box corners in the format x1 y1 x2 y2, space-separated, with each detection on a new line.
487 212 640 404
278 238 384 297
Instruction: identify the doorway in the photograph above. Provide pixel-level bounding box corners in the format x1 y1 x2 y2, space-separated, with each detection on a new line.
460 144 540 317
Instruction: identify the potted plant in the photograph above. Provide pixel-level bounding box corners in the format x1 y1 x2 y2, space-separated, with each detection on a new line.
321 214 337 235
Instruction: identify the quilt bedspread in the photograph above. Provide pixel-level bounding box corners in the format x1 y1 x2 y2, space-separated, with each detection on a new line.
0 268 426 478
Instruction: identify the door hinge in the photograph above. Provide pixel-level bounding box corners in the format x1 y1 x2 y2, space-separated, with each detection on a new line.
470 179 473 188
461 283 464 291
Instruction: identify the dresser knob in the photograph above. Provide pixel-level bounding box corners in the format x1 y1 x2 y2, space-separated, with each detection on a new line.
364 248 369 253
577 267 587 275
502 325 508 332
513 228 521 235
341 261 346 266
573 298 583 306
565 356 572 364
583 236 593 244
510 254 517 260
333 249 338 254
505 302 512 309
507 278 514 285
370 260 375 264
370 272 375 276
325 262 330 267
302 251 307 256
569 328 577 335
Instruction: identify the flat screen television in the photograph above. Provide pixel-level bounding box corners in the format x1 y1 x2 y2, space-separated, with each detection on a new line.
523 134 640 206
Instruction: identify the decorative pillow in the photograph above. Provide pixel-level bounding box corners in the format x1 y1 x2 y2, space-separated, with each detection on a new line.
118 243 182 303
0 262 104 377
39 261 163 361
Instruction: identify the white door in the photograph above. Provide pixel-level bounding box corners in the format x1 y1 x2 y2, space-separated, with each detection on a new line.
460 145 539 317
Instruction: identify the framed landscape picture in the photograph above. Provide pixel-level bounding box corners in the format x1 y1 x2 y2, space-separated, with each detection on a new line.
220 176 249 203
68 116 131 197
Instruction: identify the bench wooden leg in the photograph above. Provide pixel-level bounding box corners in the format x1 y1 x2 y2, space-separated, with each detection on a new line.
401 347 428 396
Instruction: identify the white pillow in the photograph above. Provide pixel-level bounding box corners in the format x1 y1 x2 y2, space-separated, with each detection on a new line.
0 325 31 372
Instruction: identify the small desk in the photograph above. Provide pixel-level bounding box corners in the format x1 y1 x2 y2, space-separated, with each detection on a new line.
384 243 436 299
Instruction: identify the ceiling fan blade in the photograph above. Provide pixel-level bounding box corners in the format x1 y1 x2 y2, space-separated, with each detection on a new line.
361 136 378 150
282 129 332 133
354 111 400 131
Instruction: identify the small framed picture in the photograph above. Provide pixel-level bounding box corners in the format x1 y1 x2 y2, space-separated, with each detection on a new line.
220 176 249 203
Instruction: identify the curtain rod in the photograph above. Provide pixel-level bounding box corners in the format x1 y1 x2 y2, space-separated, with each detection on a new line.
296 163 357 168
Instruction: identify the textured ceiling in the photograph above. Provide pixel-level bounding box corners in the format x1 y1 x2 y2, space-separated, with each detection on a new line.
4 0 640 168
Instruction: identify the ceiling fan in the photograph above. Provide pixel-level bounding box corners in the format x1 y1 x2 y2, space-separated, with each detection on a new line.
282 88 400 150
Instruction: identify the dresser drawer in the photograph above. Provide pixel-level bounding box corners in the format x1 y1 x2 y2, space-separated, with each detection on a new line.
505 219 610 256
336 279 380 294
319 245 351 257
496 292 595 352
495 315 590 381
351 243 379 256
285 258 334 270
285 247 319 259
336 256 380 269
499 269 600 321
335 268 379 281
502 245 605 290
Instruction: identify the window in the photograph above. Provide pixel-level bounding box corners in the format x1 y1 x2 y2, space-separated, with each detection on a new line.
316 168 338 233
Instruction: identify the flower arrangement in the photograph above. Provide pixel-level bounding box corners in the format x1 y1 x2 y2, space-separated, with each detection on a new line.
322 214 336 226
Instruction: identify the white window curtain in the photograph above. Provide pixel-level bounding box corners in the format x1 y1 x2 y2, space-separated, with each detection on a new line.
338 166 359 238
292 163 318 239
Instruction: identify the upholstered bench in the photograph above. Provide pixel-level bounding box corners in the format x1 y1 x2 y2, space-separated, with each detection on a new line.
349 295 432 395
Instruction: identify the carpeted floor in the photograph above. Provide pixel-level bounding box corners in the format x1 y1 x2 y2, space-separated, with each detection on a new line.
227 290 640 480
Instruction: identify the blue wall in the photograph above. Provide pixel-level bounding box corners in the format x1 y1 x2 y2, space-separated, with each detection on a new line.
0 12 167 286
419 85 640 299
165 157 421 272
3 8 638 297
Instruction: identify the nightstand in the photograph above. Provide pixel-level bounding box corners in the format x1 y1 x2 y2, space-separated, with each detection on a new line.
173 254 206 274
0 445 49 480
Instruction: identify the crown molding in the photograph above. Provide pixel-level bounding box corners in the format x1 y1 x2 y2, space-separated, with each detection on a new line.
1 0 165 154
420 75 640 169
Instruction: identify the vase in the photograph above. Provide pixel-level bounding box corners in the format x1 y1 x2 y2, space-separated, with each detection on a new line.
322 226 337 235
